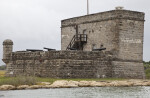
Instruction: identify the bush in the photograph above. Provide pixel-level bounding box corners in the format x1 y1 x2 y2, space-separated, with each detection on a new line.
144 61 150 79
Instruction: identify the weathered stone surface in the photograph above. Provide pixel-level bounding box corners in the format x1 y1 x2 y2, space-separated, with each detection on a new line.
0 85 16 90
28 85 42 89
40 82 51 85
50 80 78 88
108 81 133 87
17 85 29 90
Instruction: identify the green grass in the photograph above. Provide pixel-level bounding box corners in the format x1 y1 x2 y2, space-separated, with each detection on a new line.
0 76 38 86
0 70 126 86
144 62 150 79
145 67 150 79
0 76 126 86
0 70 6 77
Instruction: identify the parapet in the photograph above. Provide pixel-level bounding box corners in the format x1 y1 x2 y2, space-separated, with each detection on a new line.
61 8 145 28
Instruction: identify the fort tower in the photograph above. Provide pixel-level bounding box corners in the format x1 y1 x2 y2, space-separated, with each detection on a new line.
2 39 13 64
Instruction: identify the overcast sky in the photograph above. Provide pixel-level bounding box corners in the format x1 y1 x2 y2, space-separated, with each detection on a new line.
0 0 150 65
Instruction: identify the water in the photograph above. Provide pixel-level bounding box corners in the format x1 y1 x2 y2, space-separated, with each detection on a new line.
0 87 150 98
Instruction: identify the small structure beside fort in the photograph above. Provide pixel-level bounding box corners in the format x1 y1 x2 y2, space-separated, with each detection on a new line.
2 7 145 79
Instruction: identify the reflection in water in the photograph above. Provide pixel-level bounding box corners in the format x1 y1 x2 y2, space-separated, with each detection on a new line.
0 87 150 98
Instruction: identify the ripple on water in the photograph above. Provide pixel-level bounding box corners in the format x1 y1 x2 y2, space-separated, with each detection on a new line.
0 87 150 98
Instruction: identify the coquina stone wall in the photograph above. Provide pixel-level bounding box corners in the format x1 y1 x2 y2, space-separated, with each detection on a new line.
4 50 145 79
61 10 144 52
6 51 114 78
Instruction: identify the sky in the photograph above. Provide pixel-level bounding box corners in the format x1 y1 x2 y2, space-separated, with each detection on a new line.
0 0 150 65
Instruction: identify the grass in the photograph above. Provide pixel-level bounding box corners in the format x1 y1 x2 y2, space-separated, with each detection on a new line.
0 70 126 86
0 76 125 86
144 62 150 79
0 76 37 86
0 71 37 86
0 70 6 77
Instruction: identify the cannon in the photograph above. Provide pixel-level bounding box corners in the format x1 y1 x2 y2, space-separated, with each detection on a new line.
26 49 43 52
43 47 56 51
67 48 77 50
92 48 106 51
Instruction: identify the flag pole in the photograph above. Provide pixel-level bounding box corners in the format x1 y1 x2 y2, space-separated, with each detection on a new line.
87 0 89 15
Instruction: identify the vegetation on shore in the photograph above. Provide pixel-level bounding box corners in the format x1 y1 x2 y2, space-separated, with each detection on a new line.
144 61 150 79
0 70 5 77
0 76 37 86
0 65 6 70
0 75 125 86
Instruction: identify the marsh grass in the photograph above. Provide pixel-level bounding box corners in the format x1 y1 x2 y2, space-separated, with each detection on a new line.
0 70 126 86
0 76 38 86
0 76 126 86
144 62 150 79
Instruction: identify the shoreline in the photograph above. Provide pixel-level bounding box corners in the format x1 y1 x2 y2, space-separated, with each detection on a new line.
1 79 150 90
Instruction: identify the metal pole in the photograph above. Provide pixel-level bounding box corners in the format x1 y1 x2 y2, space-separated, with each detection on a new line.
87 0 89 15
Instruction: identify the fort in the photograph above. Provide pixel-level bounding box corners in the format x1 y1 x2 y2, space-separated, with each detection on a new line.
2 7 145 79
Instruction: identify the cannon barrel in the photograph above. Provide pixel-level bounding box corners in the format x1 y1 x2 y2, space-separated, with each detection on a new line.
26 49 43 52
67 48 77 50
43 47 56 51
92 48 106 51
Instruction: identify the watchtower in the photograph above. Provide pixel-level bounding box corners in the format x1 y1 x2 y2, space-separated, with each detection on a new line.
2 39 13 64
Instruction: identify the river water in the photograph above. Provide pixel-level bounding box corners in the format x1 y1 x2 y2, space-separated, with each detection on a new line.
0 87 150 98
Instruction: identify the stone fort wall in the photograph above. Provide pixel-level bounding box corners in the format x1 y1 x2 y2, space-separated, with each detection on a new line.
5 50 145 79
6 51 113 78
61 10 144 52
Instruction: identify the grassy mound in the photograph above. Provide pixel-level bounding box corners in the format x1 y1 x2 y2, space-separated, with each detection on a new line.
0 76 38 86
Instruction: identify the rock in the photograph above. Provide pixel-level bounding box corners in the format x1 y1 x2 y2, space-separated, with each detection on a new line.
78 81 91 87
132 80 150 86
142 82 150 86
38 82 51 85
50 80 78 88
50 80 68 88
108 81 133 87
28 85 42 89
41 85 53 88
0 85 16 90
2 80 150 90
17 85 29 90
90 81 108 87
68 81 79 87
